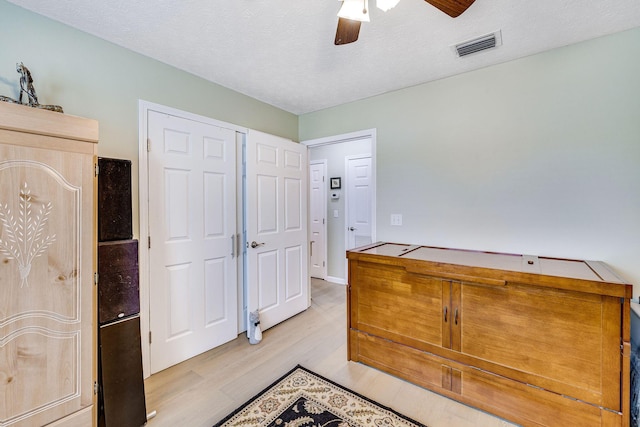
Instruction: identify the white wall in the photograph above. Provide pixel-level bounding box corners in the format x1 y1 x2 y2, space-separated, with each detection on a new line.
300 28 640 298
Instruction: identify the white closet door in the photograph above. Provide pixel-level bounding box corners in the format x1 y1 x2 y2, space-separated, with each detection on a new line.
245 130 309 332
147 110 237 374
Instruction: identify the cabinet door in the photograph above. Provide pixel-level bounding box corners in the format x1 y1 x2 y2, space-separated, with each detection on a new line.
350 261 445 348
0 142 95 426
459 281 622 410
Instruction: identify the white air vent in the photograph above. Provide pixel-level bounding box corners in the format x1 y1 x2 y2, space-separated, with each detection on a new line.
453 30 502 57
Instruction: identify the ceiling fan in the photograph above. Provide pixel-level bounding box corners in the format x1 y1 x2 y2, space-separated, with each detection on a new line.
335 0 476 45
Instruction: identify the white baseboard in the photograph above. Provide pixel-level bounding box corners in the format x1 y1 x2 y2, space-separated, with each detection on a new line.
325 276 346 285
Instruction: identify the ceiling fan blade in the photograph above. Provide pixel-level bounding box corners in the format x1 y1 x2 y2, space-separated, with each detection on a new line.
424 0 476 17
335 17 361 45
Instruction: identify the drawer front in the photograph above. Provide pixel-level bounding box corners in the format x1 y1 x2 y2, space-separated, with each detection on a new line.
462 366 608 427
350 330 620 427
350 329 445 392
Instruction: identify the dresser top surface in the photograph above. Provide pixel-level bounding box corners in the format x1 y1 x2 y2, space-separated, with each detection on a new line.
348 242 627 284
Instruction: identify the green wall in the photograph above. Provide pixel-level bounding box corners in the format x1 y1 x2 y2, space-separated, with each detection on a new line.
300 28 640 295
0 0 297 238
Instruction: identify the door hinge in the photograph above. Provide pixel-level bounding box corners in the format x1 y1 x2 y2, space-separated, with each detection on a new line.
149 331 152 344
94 163 99 177
323 218 325 225
148 236 151 249
323 261 326 267
94 381 98 395
147 138 151 152
94 272 98 286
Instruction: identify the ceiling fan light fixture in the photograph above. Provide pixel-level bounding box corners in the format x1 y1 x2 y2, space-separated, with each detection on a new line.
337 0 370 22
376 0 400 12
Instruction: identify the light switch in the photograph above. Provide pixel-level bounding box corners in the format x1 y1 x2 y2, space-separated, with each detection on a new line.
391 214 402 226
333 210 339 218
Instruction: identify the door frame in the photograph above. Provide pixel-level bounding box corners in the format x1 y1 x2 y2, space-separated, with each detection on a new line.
138 100 247 378
301 129 377 284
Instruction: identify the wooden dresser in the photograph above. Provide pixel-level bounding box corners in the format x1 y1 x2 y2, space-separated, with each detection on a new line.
347 242 632 427
0 102 98 426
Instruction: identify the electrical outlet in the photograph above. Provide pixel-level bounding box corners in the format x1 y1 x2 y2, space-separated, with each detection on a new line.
390 214 402 226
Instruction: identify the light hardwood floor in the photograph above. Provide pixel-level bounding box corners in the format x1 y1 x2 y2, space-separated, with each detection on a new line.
144 279 516 427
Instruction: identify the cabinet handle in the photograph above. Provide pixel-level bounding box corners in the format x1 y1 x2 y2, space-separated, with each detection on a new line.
231 235 236 258
443 306 448 322
454 308 459 325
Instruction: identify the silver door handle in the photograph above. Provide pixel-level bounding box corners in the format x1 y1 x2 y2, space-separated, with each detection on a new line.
250 241 265 249
349 227 357 231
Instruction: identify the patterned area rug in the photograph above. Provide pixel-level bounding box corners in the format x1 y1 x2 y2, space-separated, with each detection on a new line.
213 365 426 427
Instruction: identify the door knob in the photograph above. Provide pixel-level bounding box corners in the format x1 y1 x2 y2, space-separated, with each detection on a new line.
250 241 265 248
349 227 357 231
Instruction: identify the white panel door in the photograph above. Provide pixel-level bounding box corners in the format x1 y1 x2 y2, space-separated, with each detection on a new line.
309 161 327 279
246 130 309 332
148 111 237 374
346 156 373 250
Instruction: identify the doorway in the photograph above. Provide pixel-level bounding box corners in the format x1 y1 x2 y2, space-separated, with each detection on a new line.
302 129 376 284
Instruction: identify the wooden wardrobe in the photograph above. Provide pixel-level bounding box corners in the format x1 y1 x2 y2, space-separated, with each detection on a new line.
0 102 98 426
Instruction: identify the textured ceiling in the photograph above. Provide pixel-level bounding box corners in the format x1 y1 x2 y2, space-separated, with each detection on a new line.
7 0 640 114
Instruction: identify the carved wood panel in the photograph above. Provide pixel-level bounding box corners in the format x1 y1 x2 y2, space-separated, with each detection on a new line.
0 119 96 427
